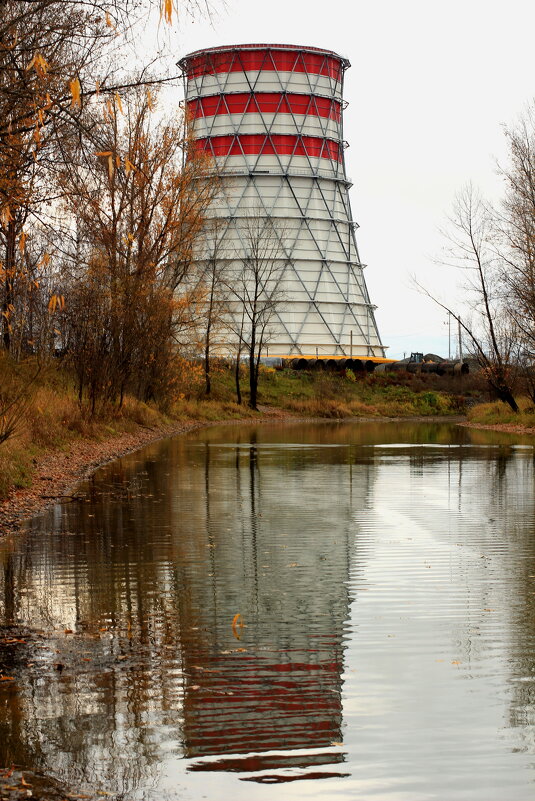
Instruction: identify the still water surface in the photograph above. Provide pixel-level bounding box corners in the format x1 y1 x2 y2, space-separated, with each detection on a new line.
1 421 535 799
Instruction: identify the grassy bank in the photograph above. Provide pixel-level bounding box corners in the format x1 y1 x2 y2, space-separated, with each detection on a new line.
253 367 468 417
466 396 535 428
0 360 474 502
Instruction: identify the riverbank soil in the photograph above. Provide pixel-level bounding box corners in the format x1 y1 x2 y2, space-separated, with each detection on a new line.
0 421 203 538
459 421 535 436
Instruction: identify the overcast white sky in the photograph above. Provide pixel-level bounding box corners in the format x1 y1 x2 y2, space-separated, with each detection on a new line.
165 0 535 358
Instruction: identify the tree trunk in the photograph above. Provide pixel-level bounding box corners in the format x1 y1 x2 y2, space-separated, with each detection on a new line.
248 348 257 410
2 219 16 352
495 385 519 412
204 321 211 396
235 354 242 405
248 322 257 409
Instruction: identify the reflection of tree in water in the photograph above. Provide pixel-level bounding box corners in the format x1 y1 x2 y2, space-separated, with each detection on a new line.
0 455 188 796
0 424 377 791
494 452 535 755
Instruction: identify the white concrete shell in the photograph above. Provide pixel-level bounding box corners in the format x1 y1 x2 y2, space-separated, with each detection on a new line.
179 44 386 359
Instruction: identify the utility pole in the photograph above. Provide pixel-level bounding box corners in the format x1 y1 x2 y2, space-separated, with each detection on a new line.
444 313 451 360
458 318 463 362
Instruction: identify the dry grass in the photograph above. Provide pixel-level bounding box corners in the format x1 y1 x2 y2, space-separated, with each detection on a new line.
0 374 174 500
0 434 37 498
170 398 258 421
467 396 535 427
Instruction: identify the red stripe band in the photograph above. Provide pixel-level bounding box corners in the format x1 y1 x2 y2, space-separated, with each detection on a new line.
183 49 343 81
187 93 341 122
196 134 342 162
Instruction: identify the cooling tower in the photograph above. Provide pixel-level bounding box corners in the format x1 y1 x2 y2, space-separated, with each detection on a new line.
179 43 387 360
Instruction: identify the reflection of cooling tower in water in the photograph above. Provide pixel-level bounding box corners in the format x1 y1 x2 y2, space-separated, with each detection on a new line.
174 434 373 781
178 44 386 360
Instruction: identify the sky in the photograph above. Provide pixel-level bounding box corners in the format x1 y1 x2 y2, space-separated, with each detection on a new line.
164 0 535 359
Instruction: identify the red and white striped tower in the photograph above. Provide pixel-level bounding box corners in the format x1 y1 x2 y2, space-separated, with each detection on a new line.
179 43 387 360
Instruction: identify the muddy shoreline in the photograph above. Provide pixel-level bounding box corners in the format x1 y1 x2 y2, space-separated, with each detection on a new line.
458 420 535 436
0 420 206 539
2 412 531 540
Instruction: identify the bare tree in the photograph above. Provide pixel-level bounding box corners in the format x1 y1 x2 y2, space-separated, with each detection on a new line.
190 220 232 396
494 106 535 397
225 214 287 410
418 185 519 411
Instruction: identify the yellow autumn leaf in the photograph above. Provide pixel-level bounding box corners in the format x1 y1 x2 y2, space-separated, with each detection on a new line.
231 613 244 639
70 78 81 108
161 0 173 24
18 232 26 253
114 92 123 114
36 53 48 75
37 252 50 268
26 52 48 76
48 295 57 313
0 206 13 228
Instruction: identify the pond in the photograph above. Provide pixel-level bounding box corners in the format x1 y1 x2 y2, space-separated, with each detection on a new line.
1 420 535 800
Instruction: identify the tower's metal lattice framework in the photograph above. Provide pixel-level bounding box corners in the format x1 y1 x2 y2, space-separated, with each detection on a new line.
179 43 387 359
